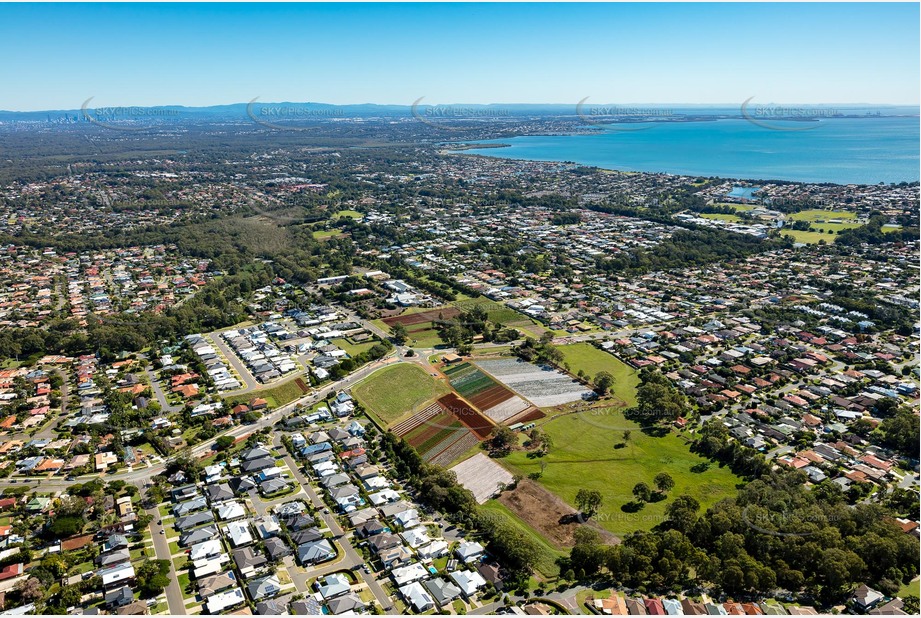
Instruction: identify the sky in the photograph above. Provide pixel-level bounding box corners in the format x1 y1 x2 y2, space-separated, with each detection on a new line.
1 2 919 110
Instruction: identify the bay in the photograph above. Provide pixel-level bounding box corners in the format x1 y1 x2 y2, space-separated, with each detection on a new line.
458 117 919 185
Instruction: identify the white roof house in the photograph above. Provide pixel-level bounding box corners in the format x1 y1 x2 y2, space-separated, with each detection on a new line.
97 562 135 587
399 581 435 612
224 521 254 548
216 501 247 521
205 588 245 614
189 539 223 561
400 526 431 549
455 541 485 563
391 562 429 587
449 570 487 597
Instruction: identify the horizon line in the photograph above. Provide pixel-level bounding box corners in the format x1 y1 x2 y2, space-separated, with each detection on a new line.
4 101 920 114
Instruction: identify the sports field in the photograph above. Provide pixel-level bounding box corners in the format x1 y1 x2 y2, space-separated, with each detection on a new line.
558 343 641 407
500 406 740 537
351 363 450 426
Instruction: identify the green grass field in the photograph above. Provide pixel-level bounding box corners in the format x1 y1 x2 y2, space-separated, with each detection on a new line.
789 208 857 222
558 343 640 407
372 316 447 349
313 229 346 240
479 500 564 579
452 297 524 326
898 578 920 598
782 230 835 244
332 337 378 357
352 363 450 426
500 407 740 537
470 346 515 357
222 375 309 408
711 203 755 212
701 213 744 223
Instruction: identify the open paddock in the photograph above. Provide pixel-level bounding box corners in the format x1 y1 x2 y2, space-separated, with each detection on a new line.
382 307 460 327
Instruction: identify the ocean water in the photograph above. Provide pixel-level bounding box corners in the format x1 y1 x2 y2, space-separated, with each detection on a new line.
459 117 919 185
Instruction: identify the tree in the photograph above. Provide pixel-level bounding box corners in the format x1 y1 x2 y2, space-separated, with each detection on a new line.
575 489 603 517
489 426 516 455
215 435 235 451
594 371 614 395
391 322 408 345
632 482 652 503
136 560 171 598
654 472 675 494
665 494 700 533
17 577 43 602
48 515 83 538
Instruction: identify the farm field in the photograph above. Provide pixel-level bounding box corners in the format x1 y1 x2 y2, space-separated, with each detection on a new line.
449 452 514 504
558 343 641 407
499 407 741 537
352 363 450 427
476 358 592 408
392 394 490 467
445 361 529 423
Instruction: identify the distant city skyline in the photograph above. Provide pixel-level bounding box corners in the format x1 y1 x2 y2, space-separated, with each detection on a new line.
1 2 918 111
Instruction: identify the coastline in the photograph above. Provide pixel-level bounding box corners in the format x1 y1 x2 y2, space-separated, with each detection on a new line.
444 117 920 187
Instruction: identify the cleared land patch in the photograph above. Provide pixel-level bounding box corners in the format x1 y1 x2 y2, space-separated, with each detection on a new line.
382 307 460 327
498 479 619 548
476 358 592 408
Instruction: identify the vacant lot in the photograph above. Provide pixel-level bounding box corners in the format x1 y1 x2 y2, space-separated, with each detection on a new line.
500 407 740 537
222 375 309 408
332 337 378 357
558 343 641 407
382 307 460 327
352 363 450 427
498 479 619 548
788 208 857 222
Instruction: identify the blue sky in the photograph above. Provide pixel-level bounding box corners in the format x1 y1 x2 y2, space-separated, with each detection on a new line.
1 3 918 110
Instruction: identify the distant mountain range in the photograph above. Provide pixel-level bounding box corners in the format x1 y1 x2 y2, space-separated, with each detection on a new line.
0 102 916 123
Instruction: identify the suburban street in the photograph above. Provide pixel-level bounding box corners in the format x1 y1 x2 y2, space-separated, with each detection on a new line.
145 502 187 615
